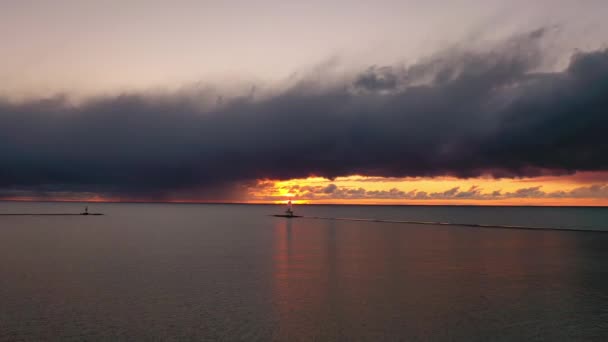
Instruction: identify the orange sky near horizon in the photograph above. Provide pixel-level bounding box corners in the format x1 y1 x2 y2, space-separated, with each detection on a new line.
2 172 608 207
248 172 608 206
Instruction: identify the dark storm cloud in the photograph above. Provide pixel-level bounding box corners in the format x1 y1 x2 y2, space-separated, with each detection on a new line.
1 30 608 199
354 66 399 91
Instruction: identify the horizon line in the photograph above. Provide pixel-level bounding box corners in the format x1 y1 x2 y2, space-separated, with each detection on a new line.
1 199 607 208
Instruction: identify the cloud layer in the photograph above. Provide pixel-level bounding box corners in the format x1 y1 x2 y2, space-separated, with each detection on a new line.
268 183 608 201
1 30 608 200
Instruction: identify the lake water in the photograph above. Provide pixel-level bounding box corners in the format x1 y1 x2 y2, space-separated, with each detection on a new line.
1 202 607 340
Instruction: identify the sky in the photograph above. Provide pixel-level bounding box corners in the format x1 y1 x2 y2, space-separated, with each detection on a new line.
1 0 608 205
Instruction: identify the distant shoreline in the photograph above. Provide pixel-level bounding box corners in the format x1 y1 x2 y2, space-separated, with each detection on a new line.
295 216 608 234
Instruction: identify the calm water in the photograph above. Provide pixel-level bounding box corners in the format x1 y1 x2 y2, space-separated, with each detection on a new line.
1 202 607 341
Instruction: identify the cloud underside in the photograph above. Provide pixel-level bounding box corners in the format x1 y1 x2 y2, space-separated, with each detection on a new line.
1 29 608 200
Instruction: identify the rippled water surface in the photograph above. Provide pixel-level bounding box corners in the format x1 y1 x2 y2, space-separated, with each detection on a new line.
1 202 607 340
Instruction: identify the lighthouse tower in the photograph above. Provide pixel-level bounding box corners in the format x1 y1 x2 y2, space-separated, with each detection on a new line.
285 200 294 217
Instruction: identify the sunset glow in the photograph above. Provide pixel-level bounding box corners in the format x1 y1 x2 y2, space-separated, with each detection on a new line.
249 172 608 206
3 172 608 206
